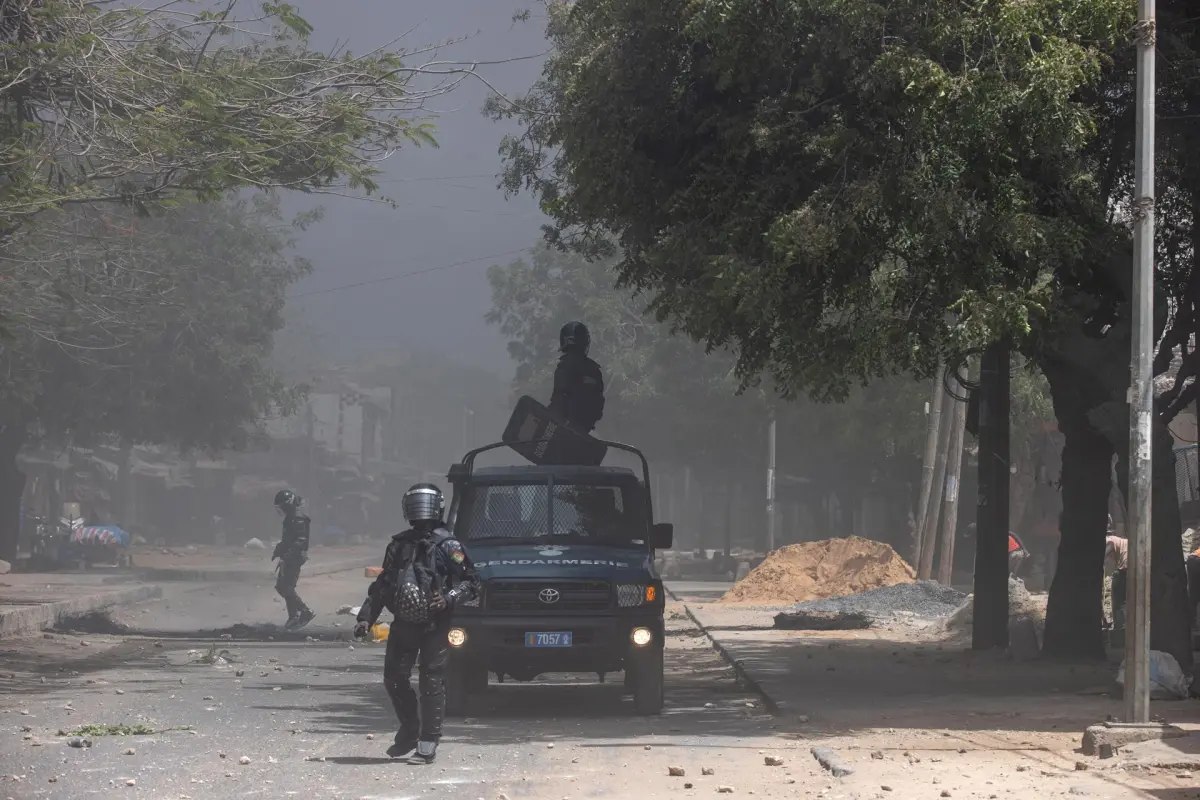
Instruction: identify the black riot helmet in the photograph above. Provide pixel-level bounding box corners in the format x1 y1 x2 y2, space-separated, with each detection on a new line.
274 489 302 515
559 321 590 354
402 483 445 526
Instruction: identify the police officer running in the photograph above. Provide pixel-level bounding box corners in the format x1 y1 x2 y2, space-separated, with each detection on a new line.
272 490 315 631
354 483 479 764
548 321 605 434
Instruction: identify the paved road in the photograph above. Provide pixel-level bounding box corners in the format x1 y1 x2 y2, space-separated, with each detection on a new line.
0 572 801 799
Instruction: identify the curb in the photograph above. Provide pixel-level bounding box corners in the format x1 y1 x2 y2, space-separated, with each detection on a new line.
0 585 163 638
666 585 783 716
136 557 368 583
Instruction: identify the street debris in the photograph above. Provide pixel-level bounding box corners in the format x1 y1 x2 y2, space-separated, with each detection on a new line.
244 538 267 550
238 756 251 765
67 737 92 748
720 537 914 605
787 581 968 627
764 756 783 766
773 610 871 630
702 767 715 775
668 766 685 776
812 747 854 777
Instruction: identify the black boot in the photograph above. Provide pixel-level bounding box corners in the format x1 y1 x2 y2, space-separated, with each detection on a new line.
408 739 437 764
387 730 418 758
288 608 315 631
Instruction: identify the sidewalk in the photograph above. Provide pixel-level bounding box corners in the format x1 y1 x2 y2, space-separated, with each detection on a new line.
0 573 161 638
666 581 1200 791
129 543 378 582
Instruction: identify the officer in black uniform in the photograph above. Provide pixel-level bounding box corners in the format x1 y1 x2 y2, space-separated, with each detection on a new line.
272 490 315 631
548 320 605 434
354 483 479 764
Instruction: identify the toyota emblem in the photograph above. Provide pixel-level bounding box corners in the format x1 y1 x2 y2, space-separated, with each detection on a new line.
538 588 561 604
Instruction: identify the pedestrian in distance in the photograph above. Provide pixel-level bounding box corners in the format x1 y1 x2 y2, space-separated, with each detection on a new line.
272 489 315 631
354 483 480 764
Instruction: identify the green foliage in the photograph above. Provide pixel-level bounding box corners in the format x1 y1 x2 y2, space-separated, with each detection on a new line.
487 245 936 470
489 0 1132 398
0 0 446 235
0 194 309 454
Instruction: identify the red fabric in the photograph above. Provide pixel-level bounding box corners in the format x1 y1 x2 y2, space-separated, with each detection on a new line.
1008 534 1021 553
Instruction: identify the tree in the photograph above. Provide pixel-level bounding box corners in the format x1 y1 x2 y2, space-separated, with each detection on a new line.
0 194 310 559
488 245 946 550
489 0 1200 664
0 0 452 239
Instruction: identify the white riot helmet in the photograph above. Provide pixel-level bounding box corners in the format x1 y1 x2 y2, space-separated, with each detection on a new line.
402 483 444 525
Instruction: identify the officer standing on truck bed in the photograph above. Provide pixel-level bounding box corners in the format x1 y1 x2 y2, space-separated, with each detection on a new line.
548 320 605 434
354 483 480 764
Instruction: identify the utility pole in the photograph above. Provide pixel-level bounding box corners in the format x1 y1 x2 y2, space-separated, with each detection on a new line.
914 363 947 569
767 413 777 553
937 364 970 586
974 341 1011 651
1125 0 1156 724
919 385 953 580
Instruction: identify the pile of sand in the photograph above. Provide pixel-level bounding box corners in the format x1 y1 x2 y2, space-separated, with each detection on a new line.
719 536 915 605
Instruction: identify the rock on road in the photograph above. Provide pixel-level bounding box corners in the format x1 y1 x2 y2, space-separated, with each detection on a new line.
0 571 793 799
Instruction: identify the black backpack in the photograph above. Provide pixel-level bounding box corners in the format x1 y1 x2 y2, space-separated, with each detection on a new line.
392 534 444 624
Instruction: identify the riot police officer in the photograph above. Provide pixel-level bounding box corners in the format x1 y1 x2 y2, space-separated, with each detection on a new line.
272 490 315 631
548 320 605 434
354 483 479 764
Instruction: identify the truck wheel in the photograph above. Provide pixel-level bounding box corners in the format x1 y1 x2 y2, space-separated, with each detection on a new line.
632 648 664 715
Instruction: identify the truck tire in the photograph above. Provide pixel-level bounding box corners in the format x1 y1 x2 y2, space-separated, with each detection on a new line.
632 648 664 715
446 663 487 717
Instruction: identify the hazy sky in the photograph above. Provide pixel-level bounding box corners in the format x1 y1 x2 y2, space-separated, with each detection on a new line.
281 1 550 374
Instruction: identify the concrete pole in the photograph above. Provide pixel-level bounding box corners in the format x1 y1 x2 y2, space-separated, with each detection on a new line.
767 414 777 553
914 364 947 568
937 365 970 586
1125 0 1156 725
919 386 954 580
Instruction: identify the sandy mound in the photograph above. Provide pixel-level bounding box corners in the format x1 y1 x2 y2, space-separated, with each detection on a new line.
719 536 915 605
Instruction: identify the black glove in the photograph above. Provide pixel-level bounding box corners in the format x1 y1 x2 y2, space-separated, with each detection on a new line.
271 542 285 561
428 590 448 612
353 621 370 639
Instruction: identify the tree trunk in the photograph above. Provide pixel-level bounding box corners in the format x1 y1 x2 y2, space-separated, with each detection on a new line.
0 424 27 563
919 393 954 579
117 438 134 527
914 366 947 567
973 342 1011 650
1115 421 1193 672
1042 422 1113 659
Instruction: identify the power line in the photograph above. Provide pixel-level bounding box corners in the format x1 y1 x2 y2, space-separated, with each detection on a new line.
373 173 498 185
291 247 531 299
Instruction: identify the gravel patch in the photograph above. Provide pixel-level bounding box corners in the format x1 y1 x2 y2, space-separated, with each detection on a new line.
788 580 968 625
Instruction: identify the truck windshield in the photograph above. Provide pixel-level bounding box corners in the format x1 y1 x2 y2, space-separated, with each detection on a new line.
458 481 646 545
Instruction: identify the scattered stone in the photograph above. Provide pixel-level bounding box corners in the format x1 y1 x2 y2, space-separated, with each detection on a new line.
704 703 715 709
870 751 884 760
0 559 10 574
218 752 227 759
67 737 91 749
304 756 326 762
79 640 89 647
685 783 694 789
811 747 853 778
669 766 685 777
702 767 715 776
644 745 652 750
1068 789 1091 796
941 792 951 798
797 715 810 723
203 696 214 701
48 776 56 783
882 787 893 792
717 788 734 794
1097 744 1115 759
764 756 783 767
238 756 251 765
367 734 375 740
1074 762 1088 771
125 779 136 787
244 538 267 550
124 748 136 756
115 689 125 695
235 670 245 677
220 634 232 640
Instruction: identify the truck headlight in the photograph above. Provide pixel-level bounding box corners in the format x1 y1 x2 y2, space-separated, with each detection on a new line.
631 627 653 646
447 628 467 647
617 584 658 607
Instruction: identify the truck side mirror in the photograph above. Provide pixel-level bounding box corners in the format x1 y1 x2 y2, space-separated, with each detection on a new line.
447 463 469 485
651 523 674 550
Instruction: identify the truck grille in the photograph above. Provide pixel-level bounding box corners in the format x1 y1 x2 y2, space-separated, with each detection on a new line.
486 580 612 612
